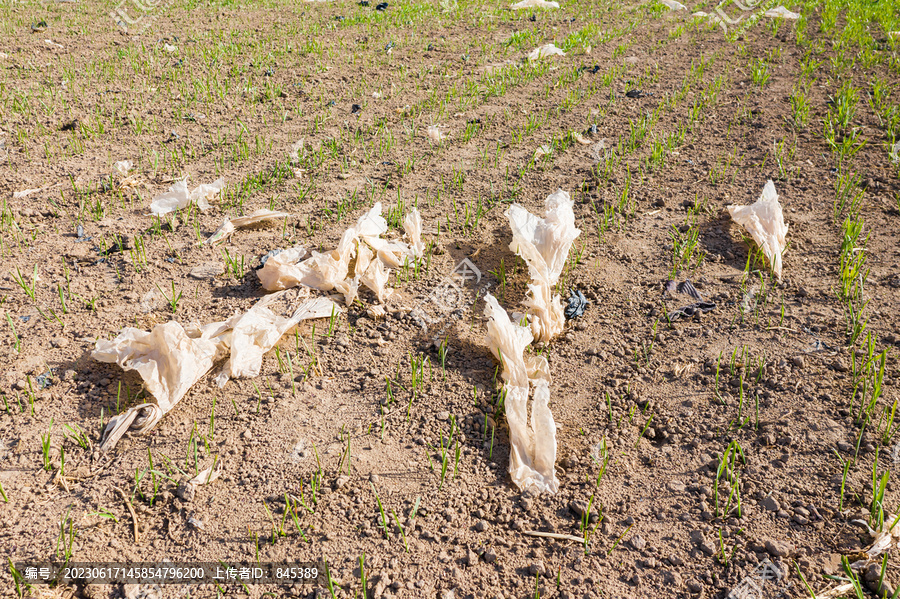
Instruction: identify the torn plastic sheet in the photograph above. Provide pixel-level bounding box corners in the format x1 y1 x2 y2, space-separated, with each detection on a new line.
95 291 339 450
403 209 425 258
202 209 291 246
564 289 588 320
113 160 133 176
505 190 581 343
664 280 716 321
93 321 219 451
257 203 417 305
149 178 225 216
727 180 788 282
511 0 559 8
660 0 686 10
426 125 446 143
484 294 558 494
764 5 799 18
528 44 565 61
216 292 339 386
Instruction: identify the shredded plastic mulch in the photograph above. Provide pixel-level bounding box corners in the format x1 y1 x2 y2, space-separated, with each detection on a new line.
664 280 716 321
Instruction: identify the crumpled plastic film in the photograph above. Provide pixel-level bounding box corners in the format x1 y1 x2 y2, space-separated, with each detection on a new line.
256 202 407 305
484 294 559 494
403 209 425 258
203 209 291 246
764 5 799 18
360 258 392 304
150 178 225 215
727 180 788 281
505 189 581 343
528 44 566 61
93 321 219 450
426 125 445 143
660 0 686 10
512 0 559 7
95 292 339 450
218 293 340 385
511 0 559 8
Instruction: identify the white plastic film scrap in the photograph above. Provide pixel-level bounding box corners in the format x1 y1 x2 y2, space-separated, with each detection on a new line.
95 291 340 450
256 246 319 291
150 178 225 215
505 189 581 343
528 44 566 61
426 125 445 144
360 258 392 303
203 209 291 246
256 202 402 306
661 0 686 10
218 292 340 386
727 180 788 281
93 321 219 450
484 294 558 494
764 5 799 18
511 0 559 9
113 160 133 176
403 209 425 258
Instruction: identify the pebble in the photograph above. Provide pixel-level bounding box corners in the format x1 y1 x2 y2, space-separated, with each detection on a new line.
189 263 224 280
475 520 488 532
667 480 685 493
764 539 792 558
483 548 497 563
176 479 195 502
760 496 780 512
465 549 478 566
334 474 350 489
791 355 805 368
629 535 646 551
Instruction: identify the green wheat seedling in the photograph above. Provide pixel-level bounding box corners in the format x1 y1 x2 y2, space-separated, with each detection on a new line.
222 248 246 278
579 493 602 554
87 506 118 522
869 450 889 531
714 441 745 519
11 265 38 301
156 281 182 313
55 507 76 563
41 419 54 471
63 424 90 450
6 312 21 353
391 509 410 553
607 521 634 556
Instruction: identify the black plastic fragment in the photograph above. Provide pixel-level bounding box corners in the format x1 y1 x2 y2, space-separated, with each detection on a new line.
564 289 588 320
664 280 716 321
